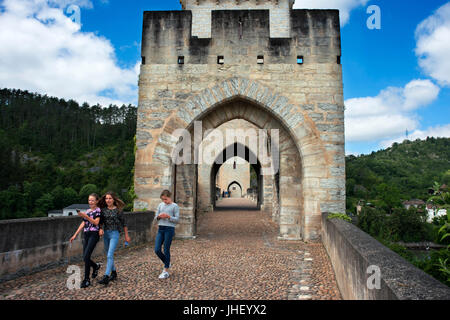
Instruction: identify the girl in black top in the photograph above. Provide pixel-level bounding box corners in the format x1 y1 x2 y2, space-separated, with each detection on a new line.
97 191 131 285
69 193 102 288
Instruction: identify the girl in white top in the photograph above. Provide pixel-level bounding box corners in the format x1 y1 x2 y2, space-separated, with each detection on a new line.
154 190 179 279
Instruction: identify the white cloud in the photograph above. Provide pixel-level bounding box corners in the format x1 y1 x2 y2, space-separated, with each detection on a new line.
293 0 369 25
380 124 450 149
0 0 139 107
415 2 450 87
345 79 440 142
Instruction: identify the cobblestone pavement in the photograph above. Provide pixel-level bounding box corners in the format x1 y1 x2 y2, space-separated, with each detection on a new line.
0 199 341 300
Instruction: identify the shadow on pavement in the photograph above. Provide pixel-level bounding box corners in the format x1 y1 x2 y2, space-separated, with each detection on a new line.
214 198 259 211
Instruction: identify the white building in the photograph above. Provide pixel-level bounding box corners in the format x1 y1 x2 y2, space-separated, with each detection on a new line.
426 207 447 223
47 204 90 217
48 210 63 217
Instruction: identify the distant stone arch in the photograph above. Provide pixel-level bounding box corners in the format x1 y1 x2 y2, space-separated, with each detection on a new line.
227 181 243 198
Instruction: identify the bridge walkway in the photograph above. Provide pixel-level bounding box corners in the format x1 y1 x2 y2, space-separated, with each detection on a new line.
0 198 341 300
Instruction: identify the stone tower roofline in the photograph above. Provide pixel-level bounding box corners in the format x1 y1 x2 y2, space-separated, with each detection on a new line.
179 0 296 38
180 0 296 10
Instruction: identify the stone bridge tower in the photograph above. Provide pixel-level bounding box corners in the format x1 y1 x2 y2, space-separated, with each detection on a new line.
135 0 345 241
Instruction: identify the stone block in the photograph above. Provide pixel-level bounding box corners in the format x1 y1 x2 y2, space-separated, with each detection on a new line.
136 130 153 142
320 178 345 190
318 103 344 112
316 123 344 133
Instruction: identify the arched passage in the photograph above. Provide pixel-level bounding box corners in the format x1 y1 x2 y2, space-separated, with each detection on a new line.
135 77 346 241
172 97 303 240
195 119 266 216
210 142 263 211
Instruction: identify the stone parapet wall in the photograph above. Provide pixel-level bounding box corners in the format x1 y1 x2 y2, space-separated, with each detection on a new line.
321 213 450 300
0 211 155 283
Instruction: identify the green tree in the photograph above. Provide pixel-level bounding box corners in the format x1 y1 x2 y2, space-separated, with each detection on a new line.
63 187 78 207
0 187 27 219
386 208 430 242
346 178 356 197
34 193 54 217
51 186 65 209
79 184 98 202
442 170 450 186
0 88 137 220
358 207 388 238
23 181 44 211
63 167 84 193
376 183 402 213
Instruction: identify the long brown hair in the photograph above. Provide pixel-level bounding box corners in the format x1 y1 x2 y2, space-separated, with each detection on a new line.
98 191 125 211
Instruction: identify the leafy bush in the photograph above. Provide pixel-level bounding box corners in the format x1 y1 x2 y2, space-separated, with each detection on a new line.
377 238 417 262
377 238 449 287
438 214 450 245
415 249 450 286
358 206 433 243
327 213 352 223
387 208 430 242
358 207 388 238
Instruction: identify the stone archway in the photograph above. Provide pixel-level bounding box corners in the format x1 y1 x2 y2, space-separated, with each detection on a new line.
135 77 345 241
196 119 268 216
175 96 303 240
209 142 264 211
227 181 242 198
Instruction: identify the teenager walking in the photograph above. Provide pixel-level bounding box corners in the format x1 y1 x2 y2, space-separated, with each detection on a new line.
154 190 180 279
69 194 102 288
97 192 131 286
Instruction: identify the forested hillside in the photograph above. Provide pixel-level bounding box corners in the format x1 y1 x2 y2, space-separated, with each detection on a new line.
0 89 137 219
346 137 450 213
1 88 449 220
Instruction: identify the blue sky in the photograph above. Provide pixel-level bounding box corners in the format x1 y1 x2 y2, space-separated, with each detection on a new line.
0 0 449 155
340 0 450 154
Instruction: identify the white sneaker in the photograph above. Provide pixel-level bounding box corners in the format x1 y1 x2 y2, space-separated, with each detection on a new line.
158 271 169 279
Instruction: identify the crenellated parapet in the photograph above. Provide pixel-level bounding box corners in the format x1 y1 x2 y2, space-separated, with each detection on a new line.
141 9 341 65
179 0 295 38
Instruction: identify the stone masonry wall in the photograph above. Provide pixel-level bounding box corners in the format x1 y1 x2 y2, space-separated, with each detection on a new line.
182 0 294 38
0 211 155 283
136 9 345 241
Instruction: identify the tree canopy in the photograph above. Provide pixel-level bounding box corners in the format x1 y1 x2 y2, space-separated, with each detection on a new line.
346 137 450 213
0 88 137 219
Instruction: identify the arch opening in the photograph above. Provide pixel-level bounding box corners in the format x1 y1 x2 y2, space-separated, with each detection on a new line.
136 76 342 241
210 142 262 211
170 96 304 240
227 181 242 196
